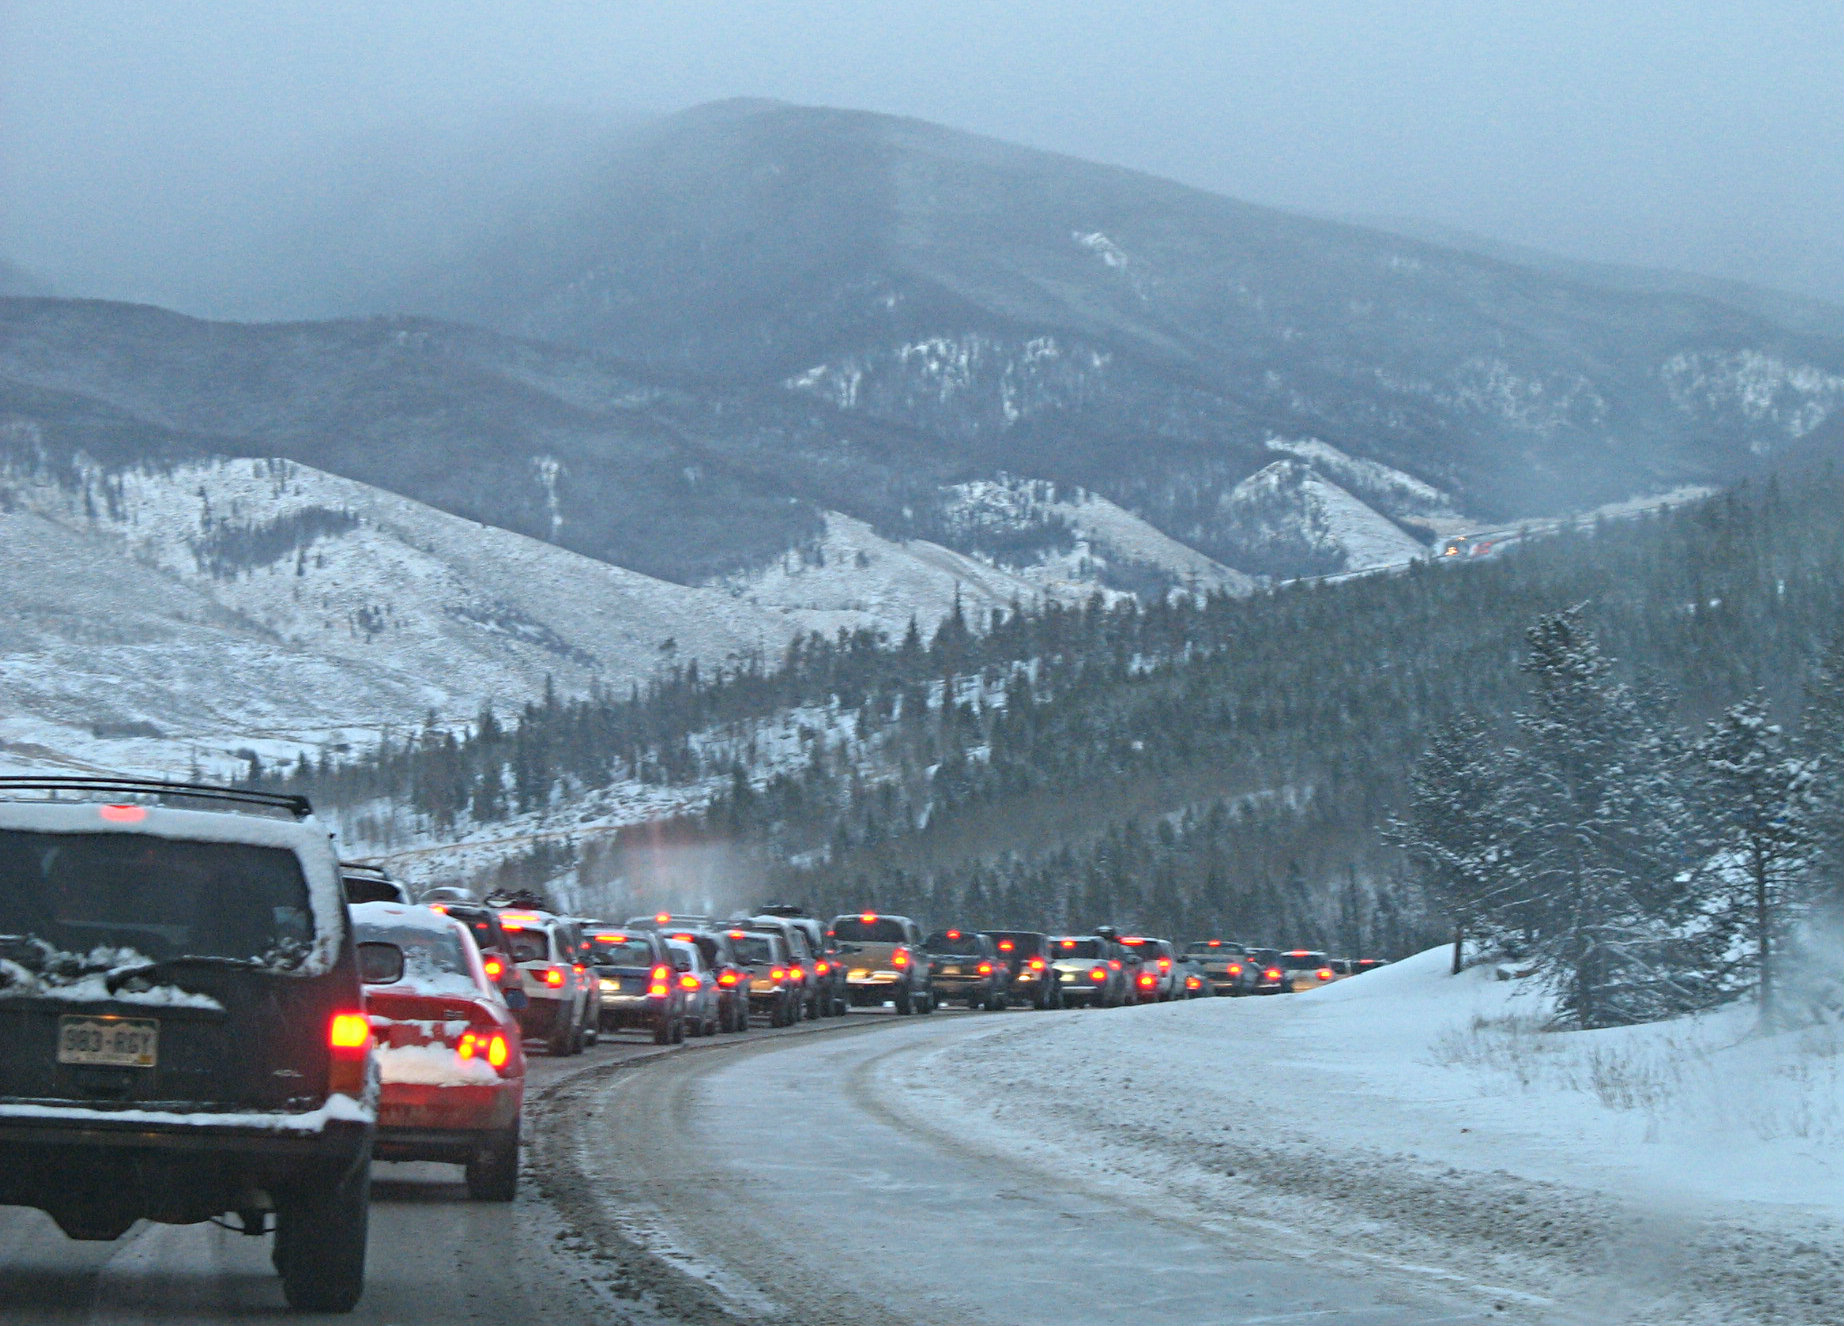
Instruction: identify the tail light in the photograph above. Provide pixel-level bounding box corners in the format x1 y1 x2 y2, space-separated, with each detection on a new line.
541 967 566 989
1089 967 1108 984
789 965 805 982
717 969 741 987
1264 968 1282 980
648 964 672 998
1227 963 1242 976
482 956 506 981
457 1030 514 1073
891 947 910 969
770 968 787 981
1317 968 1333 981
679 972 702 991
1157 957 1171 973
327 1012 373 1097
1138 972 1157 988
977 962 993 975
815 960 830 975
1108 959 1122 971
1027 957 1046 971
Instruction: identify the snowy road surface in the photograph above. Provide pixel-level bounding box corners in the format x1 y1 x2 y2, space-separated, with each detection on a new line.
538 1013 1510 1325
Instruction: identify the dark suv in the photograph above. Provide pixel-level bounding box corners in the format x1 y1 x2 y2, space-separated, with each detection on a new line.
922 928 1009 1010
986 930 1062 1009
0 777 374 1312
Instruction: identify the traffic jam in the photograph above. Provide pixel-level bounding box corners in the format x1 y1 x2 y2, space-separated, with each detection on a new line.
0 777 1385 1312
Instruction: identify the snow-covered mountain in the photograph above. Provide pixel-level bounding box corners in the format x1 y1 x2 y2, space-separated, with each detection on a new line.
0 451 1199 779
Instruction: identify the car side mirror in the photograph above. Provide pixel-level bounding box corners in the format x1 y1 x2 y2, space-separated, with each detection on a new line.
503 986 530 1010
356 941 404 985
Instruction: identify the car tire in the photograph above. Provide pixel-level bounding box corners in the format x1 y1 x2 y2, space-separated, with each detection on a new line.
986 991 1005 1012
547 1020 573 1057
465 1124 520 1202
275 1159 370 1313
893 989 914 1015
671 1015 686 1044
653 1015 673 1045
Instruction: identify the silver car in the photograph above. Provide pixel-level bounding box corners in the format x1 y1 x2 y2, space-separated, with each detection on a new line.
664 936 722 1037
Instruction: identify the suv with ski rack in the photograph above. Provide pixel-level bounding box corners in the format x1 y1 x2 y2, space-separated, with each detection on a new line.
0 776 375 1312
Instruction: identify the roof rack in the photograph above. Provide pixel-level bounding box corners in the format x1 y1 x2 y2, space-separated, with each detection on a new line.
0 776 313 821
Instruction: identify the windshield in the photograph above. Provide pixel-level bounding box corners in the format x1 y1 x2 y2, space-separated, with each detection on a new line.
353 918 482 994
0 828 314 968
1186 941 1242 956
588 935 655 967
1281 952 1328 969
1052 938 1103 959
923 931 979 954
831 916 909 943
988 933 1043 958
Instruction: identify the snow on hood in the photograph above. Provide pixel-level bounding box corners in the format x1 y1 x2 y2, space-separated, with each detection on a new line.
0 800 346 975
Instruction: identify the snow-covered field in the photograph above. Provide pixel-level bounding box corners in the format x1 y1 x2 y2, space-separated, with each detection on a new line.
899 950 1844 1325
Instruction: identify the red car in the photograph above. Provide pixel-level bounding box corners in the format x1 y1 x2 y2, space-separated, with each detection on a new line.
350 902 526 1200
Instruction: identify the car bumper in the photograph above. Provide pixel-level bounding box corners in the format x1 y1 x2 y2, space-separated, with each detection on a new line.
376 1081 520 1139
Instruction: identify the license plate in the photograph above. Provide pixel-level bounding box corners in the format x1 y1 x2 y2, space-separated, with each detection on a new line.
940 965 962 975
848 968 870 981
59 1016 159 1068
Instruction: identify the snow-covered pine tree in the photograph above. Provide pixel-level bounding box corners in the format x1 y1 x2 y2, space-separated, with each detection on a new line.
1801 634 1844 923
1505 608 1707 1027
1697 693 1816 1021
1392 712 1510 973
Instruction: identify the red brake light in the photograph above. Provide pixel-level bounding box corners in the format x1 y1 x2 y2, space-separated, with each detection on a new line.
99 804 148 823
891 947 910 968
329 1012 371 1050
1138 972 1156 987
1028 957 1045 970
485 1033 510 1069
679 972 701 991
1265 968 1282 980
542 967 566 988
1317 968 1333 981
483 957 505 980
1108 959 1122 971
860 912 877 924
977 962 993 975
947 929 962 940
1157 958 1171 972
998 940 1014 951
770 968 786 981
1227 963 1242 975
648 964 672 997
1090 967 1108 983
327 1012 372 1097
1207 940 1221 947
655 912 671 923
718 969 740 986
789 965 805 981
815 961 830 975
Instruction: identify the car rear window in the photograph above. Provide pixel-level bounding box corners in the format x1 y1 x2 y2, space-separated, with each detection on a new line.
1186 941 1243 956
1281 952 1328 969
988 933 1043 957
923 931 979 954
1052 938 1103 958
0 828 314 968
353 918 481 994
588 935 655 966
832 917 908 943
733 935 778 964
502 929 551 963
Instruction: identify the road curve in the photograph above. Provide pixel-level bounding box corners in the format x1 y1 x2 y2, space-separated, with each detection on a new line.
538 1010 1518 1326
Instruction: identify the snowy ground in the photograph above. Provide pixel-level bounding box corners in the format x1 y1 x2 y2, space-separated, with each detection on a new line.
894 950 1844 1325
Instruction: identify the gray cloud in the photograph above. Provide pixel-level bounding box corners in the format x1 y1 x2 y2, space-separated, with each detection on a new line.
3 0 1839 317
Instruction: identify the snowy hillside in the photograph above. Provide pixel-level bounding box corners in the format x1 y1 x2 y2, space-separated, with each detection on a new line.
1221 458 1431 575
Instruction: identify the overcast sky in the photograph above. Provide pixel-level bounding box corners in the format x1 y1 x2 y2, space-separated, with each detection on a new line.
3 0 1840 317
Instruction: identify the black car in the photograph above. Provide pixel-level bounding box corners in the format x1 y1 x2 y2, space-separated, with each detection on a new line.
0 777 374 1312
586 927 685 1044
923 928 1009 1010
338 861 408 904
1243 947 1289 995
753 905 848 1016
986 930 1063 1009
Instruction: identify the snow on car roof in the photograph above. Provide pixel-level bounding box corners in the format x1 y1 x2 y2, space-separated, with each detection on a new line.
0 799 346 972
349 900 464 934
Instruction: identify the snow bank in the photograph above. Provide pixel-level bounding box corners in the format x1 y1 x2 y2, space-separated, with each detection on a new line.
900 948 1844 1324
